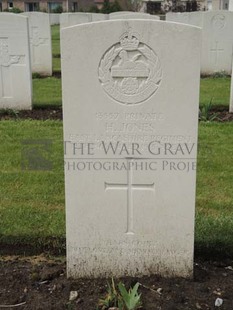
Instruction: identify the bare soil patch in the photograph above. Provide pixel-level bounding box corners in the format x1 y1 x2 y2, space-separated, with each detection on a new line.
0 107 233 122
0 255 233 310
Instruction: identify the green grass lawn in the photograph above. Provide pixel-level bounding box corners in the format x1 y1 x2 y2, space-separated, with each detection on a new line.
51 25 61 73
196 122 233 257
33 77 62 108
0 25 231 257
200 77 230 108
0 120 65 253
33 75 230 109
0 120 232 257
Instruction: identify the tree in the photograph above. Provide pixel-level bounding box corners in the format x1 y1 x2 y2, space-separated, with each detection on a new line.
123 0 144 11
101 0 123 13
89 5 100 13
101 0 112 13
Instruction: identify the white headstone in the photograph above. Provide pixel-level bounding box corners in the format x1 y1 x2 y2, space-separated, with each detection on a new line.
229 0 233 11
0 13 32 110
110 13 160 20
60 13 92 28
166 12 203 27
50 13 60 25
201 11 233 75
22 12 52 76
166 11 233 74
109 11 133 16
91 13 109 21
61 20 201 278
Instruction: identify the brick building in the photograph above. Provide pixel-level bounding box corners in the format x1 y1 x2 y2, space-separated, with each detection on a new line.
0 0 128 12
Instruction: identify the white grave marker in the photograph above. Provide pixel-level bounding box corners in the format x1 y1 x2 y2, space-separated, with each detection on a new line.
166 12 203 27
166 11 233 74
201 11 233 75
61 20 201 278
110 13 160 20
60 13 92 28
91 13 109 21
0 13 32 110
50 13 60 25
22 12 52 76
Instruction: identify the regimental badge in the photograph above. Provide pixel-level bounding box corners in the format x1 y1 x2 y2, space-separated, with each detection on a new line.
98 28 162 105
211 14 226 30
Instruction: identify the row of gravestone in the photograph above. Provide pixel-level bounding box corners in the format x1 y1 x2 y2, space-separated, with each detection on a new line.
52 10 233 114
0 12 52 109
51 11 160 26
0 12 157 110
167 11 233 113
60 11 233 77
0 14 231 278
1 11 233 112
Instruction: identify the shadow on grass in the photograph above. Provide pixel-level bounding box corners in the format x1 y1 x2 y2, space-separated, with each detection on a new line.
0 235 66 256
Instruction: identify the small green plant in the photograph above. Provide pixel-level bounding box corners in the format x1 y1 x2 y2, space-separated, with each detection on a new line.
0 108 19 119
212 71 229 79
98 278 123 309
118 282 142 310
3 7 23 13
32 72 43 79
199 99 218 122
98 279 142 310
89 5 100 13
52 5 63 13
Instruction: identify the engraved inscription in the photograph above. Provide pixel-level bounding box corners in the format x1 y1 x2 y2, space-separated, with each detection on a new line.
99 28 162 105
210 41 224 67
105 159 155 234
0 38 23 98
211 14 226 30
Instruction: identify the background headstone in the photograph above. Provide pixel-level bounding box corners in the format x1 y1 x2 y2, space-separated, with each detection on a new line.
22 12 52 76
166 12 203 27
229 0 233 11
60 13 92 28
166 11 233 74
50 13 60 25
61 20 201 278
91 13 109 21
110 13 160 20
0 13 32 110
109 11 133 16
201 11 233 75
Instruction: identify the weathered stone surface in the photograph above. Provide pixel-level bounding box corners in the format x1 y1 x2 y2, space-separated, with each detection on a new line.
0 13 32 109
110 13 160 20
60 13 92 28
61 20 201 278
50 13 60 25
22 12 52 76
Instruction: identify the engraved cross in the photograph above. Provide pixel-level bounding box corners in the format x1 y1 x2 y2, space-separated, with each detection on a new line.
105 159 155 235
0 38 22 97
210 41 224 66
